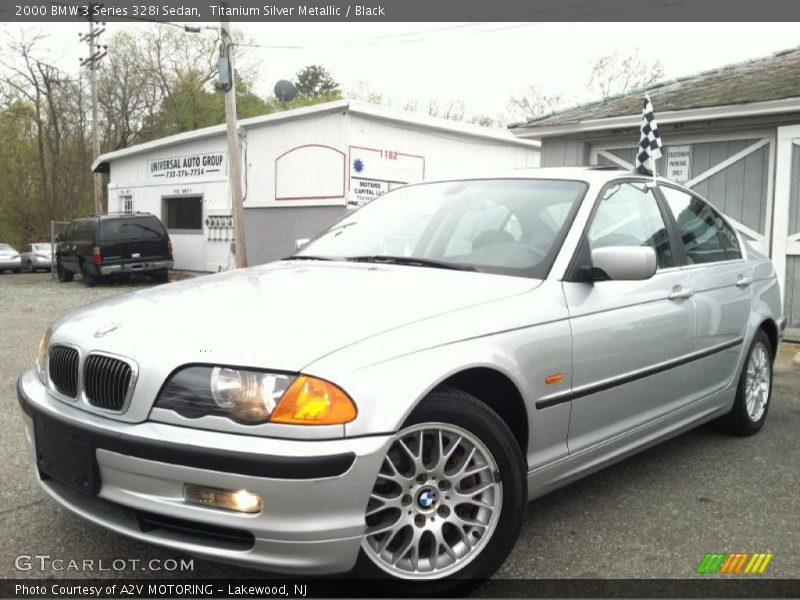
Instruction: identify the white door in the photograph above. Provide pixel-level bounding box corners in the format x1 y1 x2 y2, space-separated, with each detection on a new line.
772 125 800 336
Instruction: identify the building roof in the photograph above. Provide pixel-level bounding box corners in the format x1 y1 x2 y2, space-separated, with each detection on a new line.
92 99 539 172
512 46 800 138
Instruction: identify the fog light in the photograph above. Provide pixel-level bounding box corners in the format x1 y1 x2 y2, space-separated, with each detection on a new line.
183 484 263 513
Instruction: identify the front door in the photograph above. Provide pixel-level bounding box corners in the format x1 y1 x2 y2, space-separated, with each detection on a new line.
564 181 696 452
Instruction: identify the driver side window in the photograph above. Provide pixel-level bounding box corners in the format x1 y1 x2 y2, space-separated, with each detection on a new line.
589 182 673 269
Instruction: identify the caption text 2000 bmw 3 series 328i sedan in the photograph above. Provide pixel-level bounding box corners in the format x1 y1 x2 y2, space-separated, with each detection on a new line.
17 167 785 590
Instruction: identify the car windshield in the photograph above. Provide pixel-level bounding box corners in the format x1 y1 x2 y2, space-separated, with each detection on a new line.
0 244 14 251
33 244 52 251
296 178 588 278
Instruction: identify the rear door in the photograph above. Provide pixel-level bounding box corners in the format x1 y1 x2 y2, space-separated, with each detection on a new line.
60 222 80 273
98 216 170 263
659 186 753 396
563 180 697 452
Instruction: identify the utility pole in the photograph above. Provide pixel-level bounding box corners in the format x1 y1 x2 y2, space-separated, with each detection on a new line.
79 8 106 216
219 15 247 268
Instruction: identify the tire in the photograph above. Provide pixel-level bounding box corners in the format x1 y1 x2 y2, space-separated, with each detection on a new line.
12 268 21 274
718 330 773 436
56 260 73 282
81 262 99 287
353 386 526 594
150 269 169 284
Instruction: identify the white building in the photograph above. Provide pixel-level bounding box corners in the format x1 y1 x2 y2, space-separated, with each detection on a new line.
92 100 540 271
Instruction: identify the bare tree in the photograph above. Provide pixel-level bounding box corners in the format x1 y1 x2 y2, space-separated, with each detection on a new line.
588 51 665 100
97 31 161 150
508 84 562 122
347 80 384 105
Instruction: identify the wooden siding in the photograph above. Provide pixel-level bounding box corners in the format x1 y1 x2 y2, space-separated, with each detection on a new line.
541 139 590 167
588 141 770 235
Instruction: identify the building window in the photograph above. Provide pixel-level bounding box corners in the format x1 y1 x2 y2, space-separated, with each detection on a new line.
122 196 134 214
163 196 202 231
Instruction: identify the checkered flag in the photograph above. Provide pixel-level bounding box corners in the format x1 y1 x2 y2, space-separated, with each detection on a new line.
635 96 662 176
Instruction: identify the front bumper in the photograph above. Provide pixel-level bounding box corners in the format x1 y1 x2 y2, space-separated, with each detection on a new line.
17 370 391 574
98 259 174 276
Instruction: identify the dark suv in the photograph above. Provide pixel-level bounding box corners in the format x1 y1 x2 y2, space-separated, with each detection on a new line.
56 213 173 286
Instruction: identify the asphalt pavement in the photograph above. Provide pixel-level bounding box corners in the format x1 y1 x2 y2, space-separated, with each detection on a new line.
1 272 798 582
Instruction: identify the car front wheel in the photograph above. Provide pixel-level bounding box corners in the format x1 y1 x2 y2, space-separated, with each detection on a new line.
355 387 526 591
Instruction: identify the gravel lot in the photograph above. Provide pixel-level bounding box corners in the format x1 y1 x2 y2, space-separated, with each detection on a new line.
1 272 799 582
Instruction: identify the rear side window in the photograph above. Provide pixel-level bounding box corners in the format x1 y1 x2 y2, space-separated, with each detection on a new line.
661 187 742 264
73 221 94 241
99 217 167 241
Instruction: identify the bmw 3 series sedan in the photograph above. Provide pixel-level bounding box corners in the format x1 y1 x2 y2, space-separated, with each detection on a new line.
17 167 784 588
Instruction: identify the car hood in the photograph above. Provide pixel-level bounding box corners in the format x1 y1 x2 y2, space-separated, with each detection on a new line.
52 261 540 372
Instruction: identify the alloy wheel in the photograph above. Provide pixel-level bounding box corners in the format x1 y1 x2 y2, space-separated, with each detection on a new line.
362 422 502 579
744 341 770 422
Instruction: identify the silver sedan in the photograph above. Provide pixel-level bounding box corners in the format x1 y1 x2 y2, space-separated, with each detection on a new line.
20 243 54 272
17 168 784 590
0 243 22 273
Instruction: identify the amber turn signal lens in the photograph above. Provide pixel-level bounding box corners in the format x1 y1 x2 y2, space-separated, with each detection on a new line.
269 376 357 425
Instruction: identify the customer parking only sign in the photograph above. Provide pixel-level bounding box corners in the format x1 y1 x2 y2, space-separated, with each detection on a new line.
348 146 425 206
666 145 691 183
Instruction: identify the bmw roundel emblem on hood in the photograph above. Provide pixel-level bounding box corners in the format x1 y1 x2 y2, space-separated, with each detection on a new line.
94 322 122 338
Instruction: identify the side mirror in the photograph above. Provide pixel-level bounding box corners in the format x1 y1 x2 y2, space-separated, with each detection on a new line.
54 234 64 242
589 246 657 281
295 238 310 251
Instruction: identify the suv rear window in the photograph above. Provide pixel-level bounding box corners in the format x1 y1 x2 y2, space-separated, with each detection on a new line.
98 217 167 242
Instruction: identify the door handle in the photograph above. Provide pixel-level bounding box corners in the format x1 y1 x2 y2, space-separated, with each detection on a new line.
736 276 753 288
668 287 694 301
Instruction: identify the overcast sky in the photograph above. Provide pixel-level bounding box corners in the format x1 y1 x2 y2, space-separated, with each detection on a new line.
2 21 799 120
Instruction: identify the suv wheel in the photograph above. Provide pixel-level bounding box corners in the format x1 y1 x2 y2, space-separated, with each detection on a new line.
354 387 526 593
150 269 169 284
81 262 99 287
56 260 73 282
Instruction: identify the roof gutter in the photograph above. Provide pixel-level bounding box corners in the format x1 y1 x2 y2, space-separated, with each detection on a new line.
511 96 800 139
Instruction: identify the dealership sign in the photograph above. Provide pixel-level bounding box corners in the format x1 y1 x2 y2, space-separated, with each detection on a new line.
148 152 227 180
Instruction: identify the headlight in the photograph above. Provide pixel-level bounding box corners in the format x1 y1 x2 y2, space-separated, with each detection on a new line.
155 366 357 426
36 327 52 384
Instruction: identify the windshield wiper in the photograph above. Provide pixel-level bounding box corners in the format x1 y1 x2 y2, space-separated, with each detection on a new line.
281 255 341 262
347 255 477 272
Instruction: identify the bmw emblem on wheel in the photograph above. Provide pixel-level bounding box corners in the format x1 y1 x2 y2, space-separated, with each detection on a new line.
416 488 437 509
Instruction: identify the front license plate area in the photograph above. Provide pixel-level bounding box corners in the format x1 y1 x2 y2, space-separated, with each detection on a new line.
35 415 100 495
